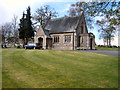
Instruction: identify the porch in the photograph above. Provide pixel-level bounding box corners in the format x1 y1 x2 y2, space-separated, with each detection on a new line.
37 37 52 49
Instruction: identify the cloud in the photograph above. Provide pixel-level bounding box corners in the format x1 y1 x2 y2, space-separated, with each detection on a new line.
0 0 45 24
94 16 104 21
96 39 104 45
59 4 71 13
0 0 75 24
111 35 118 46
36 0 90 2
0 0 99 24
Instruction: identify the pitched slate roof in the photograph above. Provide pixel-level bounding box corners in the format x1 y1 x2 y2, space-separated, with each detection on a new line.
44 29 51 38
44 13 83 34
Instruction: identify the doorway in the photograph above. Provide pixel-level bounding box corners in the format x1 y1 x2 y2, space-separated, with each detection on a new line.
90 38 93 50
38 37 43 48
77 36 80 47
46 38 52 49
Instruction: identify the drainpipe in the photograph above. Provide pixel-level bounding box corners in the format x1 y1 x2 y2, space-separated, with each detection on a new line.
73 32 74 50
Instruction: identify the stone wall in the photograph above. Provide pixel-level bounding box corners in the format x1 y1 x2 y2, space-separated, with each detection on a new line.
34 26 47 49
34 26 95 50
78 33 95 50
79 34 90 49
50 33 74 50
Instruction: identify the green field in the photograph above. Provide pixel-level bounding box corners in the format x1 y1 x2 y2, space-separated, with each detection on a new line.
95 46 119 51
2 49 118 88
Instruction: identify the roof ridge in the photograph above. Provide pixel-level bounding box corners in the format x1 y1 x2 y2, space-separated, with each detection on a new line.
50 11 83 22
44 11 84 34
50 14 81 21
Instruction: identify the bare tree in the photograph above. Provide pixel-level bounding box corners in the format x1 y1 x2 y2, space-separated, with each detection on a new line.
12 15 19 46
96 19 116 46
1 22 13 43
0 26 3 44
33 5 58 29
0 15 18 45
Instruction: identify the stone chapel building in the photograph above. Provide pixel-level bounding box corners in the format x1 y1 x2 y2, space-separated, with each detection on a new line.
34 12 95 50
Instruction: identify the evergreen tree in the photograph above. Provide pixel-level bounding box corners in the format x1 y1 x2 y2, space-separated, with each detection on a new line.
26 6 34 39
18 6 34 45
19 12 25 40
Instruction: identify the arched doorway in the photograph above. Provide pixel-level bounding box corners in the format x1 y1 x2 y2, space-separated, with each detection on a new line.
38 37 43 48
90 38 93 50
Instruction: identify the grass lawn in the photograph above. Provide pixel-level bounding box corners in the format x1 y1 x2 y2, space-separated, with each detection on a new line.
2 49 118 88
95 46 119 51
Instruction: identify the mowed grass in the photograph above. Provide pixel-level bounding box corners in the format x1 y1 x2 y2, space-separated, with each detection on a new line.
95 46 119 51
2 49 118 88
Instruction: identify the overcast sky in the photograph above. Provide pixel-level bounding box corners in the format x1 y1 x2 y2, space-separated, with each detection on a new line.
0 0 80 24
0 0 118 46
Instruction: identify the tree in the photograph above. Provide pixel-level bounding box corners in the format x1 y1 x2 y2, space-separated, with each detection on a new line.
0 15 19 44
96 18 116 46
19 12 25 41
0 26 6 43
68 1 120 29
68 1 119 46
68 2 93 29
1 22 13 43
0 25 5 43
33 5 58 28
18 6 34 45
26 6 34 39
12 15 19 45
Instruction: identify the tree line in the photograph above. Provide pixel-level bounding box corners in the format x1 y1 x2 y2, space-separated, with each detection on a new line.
0 5 57 47
0 1 119 47
0 15 19 45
